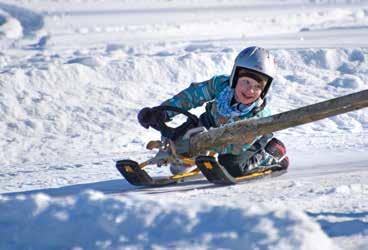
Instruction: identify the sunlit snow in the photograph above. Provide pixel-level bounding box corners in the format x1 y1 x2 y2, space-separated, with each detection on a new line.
0 0 367 249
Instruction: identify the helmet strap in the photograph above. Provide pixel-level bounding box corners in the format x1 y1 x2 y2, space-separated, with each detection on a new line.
260 78 273 99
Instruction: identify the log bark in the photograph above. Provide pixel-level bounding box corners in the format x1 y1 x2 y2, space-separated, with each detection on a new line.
189 89 368 154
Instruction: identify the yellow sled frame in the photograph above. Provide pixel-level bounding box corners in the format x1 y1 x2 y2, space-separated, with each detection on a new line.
136 139 216 180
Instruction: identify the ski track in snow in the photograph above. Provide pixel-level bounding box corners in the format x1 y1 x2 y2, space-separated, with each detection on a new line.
0 0 368 249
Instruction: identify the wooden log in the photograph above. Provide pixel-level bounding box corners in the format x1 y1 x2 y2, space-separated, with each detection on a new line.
189 89 368 154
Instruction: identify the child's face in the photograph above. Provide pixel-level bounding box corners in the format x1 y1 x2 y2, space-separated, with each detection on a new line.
234 76 264 105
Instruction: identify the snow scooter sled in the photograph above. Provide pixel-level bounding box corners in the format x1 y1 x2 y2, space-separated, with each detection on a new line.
117 89 368 187
116 106 287 187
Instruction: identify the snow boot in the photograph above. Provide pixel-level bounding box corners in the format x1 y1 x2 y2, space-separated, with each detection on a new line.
218 137 289 177
244 137 289 173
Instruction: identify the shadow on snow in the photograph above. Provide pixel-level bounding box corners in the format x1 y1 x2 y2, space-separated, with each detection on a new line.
307 211 368 237
2 177 218 198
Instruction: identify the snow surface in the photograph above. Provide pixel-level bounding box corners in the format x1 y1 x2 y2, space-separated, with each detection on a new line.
0 0 368 249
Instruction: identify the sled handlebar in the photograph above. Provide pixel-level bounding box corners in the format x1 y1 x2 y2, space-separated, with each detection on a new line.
152 105 199 141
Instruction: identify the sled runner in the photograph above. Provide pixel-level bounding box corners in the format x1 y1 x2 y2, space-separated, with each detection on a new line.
116 159 202 186
116 106 206 187
196 155 287 185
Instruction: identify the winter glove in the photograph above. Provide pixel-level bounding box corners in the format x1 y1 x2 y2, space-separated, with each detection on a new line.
137 107 168 129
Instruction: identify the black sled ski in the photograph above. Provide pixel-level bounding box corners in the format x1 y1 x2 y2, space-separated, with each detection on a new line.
196 156 287 185
116 159 202 187
116 106 204 187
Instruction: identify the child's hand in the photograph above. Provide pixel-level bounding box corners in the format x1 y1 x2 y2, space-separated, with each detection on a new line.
137 107 152 128
137 107 167 129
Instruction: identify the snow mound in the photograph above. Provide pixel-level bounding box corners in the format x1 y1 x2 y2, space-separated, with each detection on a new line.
0 191 337 250
0 9 22 39
327 184 368 195
333 116 363 132
328 75 363 89
66 56 107 68
0 2 43 37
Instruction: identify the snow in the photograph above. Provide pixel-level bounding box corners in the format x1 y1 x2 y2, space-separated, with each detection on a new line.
0 191 338 250
0 0 367 249
0 8 22 39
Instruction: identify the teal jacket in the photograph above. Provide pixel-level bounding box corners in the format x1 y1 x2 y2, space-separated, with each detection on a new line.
161 75 272 154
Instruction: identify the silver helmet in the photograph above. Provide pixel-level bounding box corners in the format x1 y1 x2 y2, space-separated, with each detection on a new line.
229 46 276 99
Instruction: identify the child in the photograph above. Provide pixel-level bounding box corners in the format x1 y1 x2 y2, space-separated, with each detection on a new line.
138 46 289 176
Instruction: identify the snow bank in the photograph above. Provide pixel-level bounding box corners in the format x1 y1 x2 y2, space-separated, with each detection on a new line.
0 2 43 37
0 191 337 250
327 184 368 195
0 9 22 39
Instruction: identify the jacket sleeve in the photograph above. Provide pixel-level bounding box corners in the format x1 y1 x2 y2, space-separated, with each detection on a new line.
161 75 228 118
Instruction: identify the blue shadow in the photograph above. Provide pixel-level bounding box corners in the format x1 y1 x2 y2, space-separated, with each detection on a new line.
307 211 368 237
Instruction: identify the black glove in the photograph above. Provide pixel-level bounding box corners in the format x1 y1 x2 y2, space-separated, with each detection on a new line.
137 107 168 129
